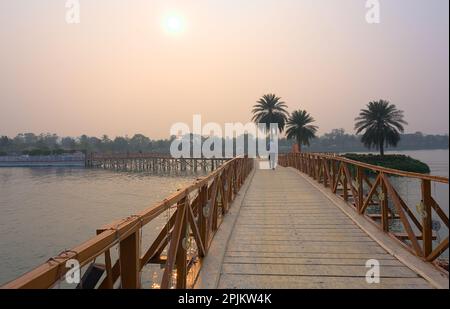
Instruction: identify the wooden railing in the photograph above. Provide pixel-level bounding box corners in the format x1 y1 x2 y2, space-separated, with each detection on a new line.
2 156 254 289
279 153 449 265
86 152 231 172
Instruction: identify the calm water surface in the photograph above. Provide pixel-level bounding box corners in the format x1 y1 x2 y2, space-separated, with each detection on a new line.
0 149 448 285
0 168 202 285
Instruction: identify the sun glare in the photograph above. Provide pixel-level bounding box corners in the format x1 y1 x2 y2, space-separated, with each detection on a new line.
164 15 184 34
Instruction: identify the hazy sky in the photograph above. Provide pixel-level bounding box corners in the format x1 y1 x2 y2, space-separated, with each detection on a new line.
0 0 448 138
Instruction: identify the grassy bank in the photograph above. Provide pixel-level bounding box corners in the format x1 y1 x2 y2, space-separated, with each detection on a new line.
343 153 431 174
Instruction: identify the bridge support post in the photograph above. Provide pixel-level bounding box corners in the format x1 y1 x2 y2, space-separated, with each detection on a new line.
198 186 209 252
381 176 389 232
331 160 337 189
421 179 433 257
176 204 188 289
357 167 364 212
342 167 349 201
119 230 141 289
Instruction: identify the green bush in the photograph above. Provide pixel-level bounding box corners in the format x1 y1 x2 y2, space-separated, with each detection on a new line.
23 149 50 156
51 149 65 155
343 153 431 174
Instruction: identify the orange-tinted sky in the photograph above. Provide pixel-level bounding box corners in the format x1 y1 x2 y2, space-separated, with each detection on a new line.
0 0 448 138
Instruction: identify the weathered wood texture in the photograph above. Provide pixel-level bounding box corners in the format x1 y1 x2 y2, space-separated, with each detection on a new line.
217 167 433 289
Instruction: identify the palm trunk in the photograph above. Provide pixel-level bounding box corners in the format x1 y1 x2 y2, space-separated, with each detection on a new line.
380 141 384 156
297 138 302 153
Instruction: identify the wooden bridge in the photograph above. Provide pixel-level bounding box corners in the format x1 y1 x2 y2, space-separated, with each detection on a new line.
85 153 229 173
2 154 449 289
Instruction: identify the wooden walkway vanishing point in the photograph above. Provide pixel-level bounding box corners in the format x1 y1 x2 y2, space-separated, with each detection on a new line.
196 162 448 289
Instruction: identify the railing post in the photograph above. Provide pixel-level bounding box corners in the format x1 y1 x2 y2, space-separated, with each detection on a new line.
198 185 208 252
304 155 307 174
119 229 141 289
313 156 317 180
421 179 433 257
330 160 335 189
221 172 229 214
313 156 317 178
308 155 312 177
316 156 320 180
357 167 364 212
227 167 233 204
381 174 389 232
176 204 188 289
342 164 348 201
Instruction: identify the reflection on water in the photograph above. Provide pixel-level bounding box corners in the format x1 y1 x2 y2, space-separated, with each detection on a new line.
0 167 204 285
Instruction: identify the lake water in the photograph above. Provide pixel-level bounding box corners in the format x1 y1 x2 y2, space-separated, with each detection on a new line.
0 168 204 286
0 149 448 286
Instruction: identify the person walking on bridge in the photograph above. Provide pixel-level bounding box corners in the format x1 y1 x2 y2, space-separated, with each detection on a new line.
268 140 277 170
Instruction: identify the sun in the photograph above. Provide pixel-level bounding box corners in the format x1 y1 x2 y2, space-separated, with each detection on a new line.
164 15 184 34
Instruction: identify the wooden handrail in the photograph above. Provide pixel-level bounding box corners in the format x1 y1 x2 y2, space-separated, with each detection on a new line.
311 153 448 183
279 152 449 265
2 156 254 289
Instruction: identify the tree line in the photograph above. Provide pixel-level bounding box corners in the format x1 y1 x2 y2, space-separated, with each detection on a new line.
283 129 449 153
0 94 448 156
0 134 175 156
0 130 447 156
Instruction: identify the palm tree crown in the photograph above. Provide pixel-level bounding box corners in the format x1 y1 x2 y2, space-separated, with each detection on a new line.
354 100 407 156
285 110 318 152
251 94 289 132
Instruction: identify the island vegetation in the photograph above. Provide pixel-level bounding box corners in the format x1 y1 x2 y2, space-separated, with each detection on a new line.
343 153 431 174
250 95 443 174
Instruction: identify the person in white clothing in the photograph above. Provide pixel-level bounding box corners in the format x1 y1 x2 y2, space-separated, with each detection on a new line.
268 140 277 170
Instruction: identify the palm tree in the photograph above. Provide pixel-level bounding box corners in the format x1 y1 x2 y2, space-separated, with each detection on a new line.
354 100 407 156
251 94 289 133
285 110 318 152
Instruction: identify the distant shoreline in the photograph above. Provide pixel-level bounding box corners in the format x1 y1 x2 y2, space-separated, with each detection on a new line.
0 160 85 167
0 153 85 167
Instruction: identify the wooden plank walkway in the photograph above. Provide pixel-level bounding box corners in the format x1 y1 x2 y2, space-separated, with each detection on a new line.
202 166 434 289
